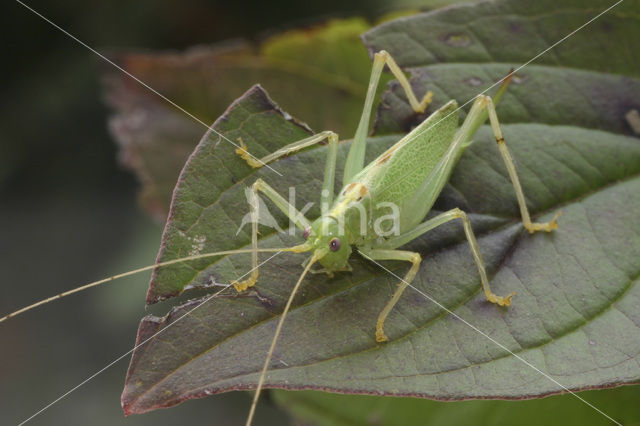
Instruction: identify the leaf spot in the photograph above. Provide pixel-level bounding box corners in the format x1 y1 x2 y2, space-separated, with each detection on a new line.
464 77 483 87
440 32 472 47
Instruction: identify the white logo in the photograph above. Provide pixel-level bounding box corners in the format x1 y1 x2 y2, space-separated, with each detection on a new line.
235 187 286 235
235 186 402 237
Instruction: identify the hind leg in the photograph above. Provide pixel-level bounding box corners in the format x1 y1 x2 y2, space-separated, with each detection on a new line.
472 95 561 233
343 50 434 184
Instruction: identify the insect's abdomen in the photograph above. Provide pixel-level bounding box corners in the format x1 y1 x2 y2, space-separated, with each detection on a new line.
360 101 460 231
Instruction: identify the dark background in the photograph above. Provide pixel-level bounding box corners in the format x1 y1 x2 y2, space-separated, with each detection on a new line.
0 1 423 425
4 1 635 426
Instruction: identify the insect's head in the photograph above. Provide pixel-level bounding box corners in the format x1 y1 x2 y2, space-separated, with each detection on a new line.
303 216 351 270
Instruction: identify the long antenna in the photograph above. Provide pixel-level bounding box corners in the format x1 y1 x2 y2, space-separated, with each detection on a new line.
0 245 310 324
245 252 320 426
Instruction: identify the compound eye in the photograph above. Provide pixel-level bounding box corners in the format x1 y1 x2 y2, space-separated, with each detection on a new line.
302 227 311 240
329 237 341 252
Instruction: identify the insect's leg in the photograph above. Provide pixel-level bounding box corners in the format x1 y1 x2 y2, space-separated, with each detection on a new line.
238 130 339 206
232 179 312 292
343 50 434 185
308 263 353 277
359 248 422 342
320 131 339 207
236 131 337 168
380 207 515 308
480 95 561 233
381 51 434 114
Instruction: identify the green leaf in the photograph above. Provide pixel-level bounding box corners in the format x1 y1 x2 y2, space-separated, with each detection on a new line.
102 18 390 221
364 0 640 76
144 85 313 304
272 386 640 426
363 0 640 135
374 64 640 136
122 83 640 414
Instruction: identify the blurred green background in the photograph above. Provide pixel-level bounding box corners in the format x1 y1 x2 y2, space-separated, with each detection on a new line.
1 1 637 425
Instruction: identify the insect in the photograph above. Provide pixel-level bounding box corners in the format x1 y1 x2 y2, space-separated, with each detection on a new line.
228 50 561 425
2 50 560 426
